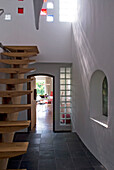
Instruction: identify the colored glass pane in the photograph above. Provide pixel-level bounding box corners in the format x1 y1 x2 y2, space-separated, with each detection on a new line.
47 2 54 9
18 8 24 14
5 14 11 20
40 9 47 16
102 77 108 117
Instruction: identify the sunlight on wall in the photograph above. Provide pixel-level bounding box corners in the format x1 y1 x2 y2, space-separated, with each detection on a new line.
72 22 97 109
59 0 76 22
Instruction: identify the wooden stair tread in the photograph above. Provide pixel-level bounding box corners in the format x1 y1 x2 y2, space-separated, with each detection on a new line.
0 104 31 107
2 52 37 58
0 68 35 74
0 120 30 126
0 104 31 114
0 121 30 133
0 142 29 159
0 78 33 84
0 90 32 97
4 45 39 53
0 59 36 65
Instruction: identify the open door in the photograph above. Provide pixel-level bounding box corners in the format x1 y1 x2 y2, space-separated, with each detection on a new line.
27 77 36 131
27 74 55 132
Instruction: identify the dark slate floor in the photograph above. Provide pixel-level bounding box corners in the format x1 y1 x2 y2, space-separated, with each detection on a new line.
7 130 106 170
7 104 106 170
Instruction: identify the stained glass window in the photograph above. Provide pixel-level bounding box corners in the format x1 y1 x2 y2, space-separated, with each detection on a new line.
102 77 108 117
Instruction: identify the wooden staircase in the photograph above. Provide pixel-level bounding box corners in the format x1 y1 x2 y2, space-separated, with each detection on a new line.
0 45 39 170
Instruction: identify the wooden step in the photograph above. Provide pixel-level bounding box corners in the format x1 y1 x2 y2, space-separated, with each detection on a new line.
0 104 31 114
0 90 32 97
0 120 30 133
0 68 35 74
4 46 39 53
0 78 33 84
0 142 29 159
2 52 37 58
0 59 35 65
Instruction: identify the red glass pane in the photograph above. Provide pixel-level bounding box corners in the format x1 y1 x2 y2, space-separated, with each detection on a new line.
40 9 47 16
18 8 24 14
44 0 47 2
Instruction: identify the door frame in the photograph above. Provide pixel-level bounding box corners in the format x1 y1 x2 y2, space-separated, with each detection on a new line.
27 73 55 132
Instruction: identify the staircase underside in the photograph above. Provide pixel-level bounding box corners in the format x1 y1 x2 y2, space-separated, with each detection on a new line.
0 45 39 169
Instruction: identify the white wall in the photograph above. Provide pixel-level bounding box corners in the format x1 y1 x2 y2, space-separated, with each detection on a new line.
0 0 72 63
72 0 114 169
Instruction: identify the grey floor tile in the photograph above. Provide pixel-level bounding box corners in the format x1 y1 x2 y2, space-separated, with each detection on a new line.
76 168 95 170
39 150 55 159
22 151 39 161
88 157 101 166
93 166 107 170
40 143 54 151
7 160 20 169
70 151 87 158
54 143 68 151
56 158 75 170
55 150 71 159
73 157 92 169
19 160 38 170
38 159 56 170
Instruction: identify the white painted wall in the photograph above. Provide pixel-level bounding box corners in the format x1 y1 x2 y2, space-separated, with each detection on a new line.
72 0 114 169
0 0 72 63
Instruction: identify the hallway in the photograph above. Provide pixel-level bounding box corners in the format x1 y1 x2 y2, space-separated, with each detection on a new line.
36 103 53 132
8 105 106 170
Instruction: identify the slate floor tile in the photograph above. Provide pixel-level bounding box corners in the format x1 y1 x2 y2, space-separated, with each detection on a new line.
72 157 92 169
88 157 101 166
38 159 56 170
7 160 20 169
40 143 54 151
39 150 55 159
40 138 53 144
93 166 107 170
56 158 75 170
70 151 87 158
55 150 71 159
54 143 68 150
19 160 38 170
22 151 39 161
8 131 106 170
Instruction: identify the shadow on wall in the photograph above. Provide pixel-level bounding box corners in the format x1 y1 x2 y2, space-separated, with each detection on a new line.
33 0 43 30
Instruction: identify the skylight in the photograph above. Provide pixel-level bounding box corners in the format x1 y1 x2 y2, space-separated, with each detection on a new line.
59 0 75 22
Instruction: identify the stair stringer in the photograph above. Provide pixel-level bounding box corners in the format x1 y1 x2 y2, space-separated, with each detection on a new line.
0 46 38 170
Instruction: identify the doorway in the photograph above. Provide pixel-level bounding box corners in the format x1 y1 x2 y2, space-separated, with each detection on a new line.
27 74 55 132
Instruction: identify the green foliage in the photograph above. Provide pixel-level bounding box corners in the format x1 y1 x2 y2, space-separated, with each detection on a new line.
36 81 45 95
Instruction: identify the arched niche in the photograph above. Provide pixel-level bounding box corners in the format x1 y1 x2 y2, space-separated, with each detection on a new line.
90 70 109 127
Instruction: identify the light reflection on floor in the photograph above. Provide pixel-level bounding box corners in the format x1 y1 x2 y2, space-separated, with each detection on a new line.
36 103 53 132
